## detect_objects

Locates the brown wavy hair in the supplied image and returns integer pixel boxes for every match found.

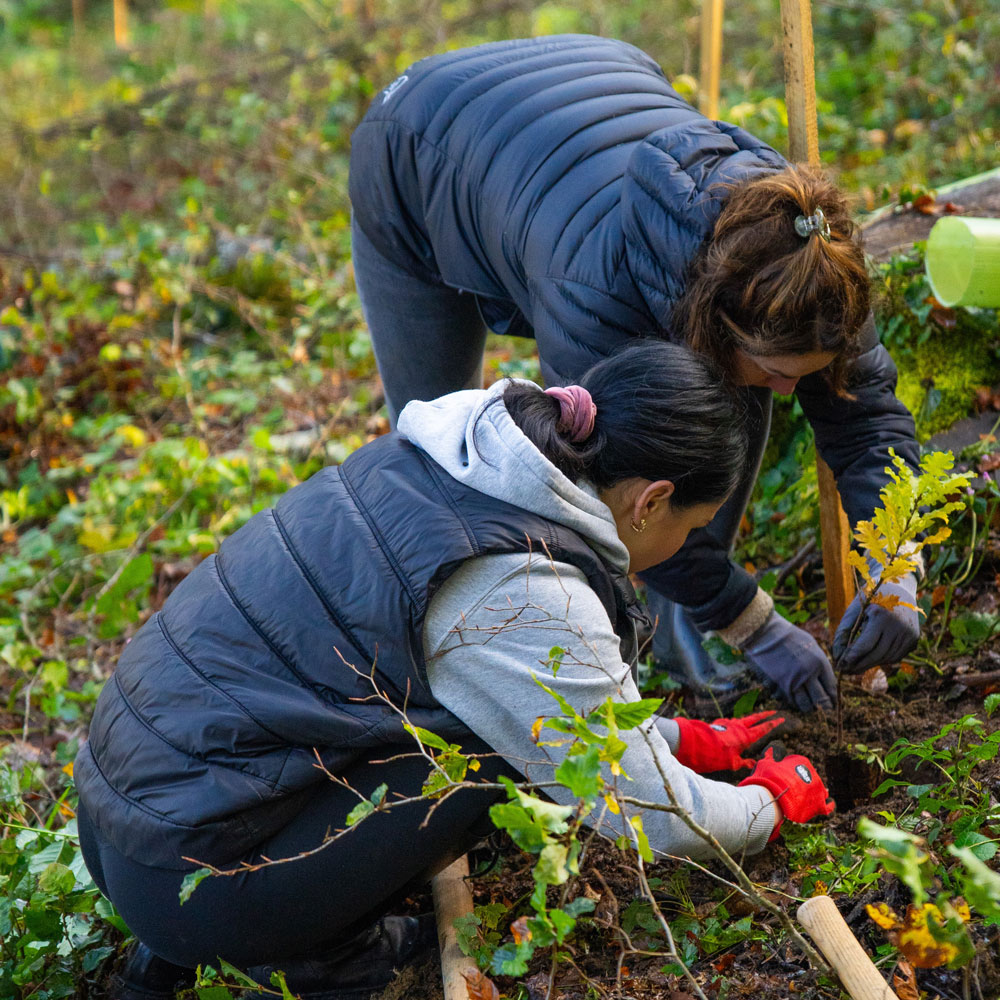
[671,165,870,394]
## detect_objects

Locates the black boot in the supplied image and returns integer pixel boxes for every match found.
[247,914,438,1000]
[106,942,196,1000]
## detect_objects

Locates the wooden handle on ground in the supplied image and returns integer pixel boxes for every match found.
[797,895,900,1000]
[432,854,477,1000]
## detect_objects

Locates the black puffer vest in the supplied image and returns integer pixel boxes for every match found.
[75,434,643,868]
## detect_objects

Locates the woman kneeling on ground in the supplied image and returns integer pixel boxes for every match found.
[75,341,833,1000]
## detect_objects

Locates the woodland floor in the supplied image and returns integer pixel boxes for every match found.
[376,533,1000,1000]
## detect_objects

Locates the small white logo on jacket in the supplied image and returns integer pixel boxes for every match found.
[382,75,409,103]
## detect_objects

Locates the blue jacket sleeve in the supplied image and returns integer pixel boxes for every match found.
[639,537,758,633]
[795,316,920,529]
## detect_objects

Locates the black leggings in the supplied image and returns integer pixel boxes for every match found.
[78,739,517,969]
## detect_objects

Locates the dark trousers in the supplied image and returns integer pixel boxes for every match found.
[351,221,773,682]
[78,738,516,969]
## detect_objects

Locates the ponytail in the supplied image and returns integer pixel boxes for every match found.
[488,340,749,509]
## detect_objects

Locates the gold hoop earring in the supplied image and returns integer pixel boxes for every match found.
[630,518,647,534]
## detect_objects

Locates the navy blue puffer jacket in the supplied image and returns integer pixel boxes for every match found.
[74,434,641,869]
[349,35,918,629]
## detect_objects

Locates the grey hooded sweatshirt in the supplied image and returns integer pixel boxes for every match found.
[398,384,778,860]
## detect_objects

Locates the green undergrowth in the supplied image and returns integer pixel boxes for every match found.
[0,0,999,996]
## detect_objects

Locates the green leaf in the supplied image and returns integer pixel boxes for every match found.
[403,725,450,752]
[218,960,261,989]
[549,906,577,942]
[509,784,573,831]
[37,862,76,896]
[82,946,115,973]
[606,698,663,730]
[950,845,1000,922]
[630,816,653,864]
[554,745,602,800]
[536,842,570,886]
[563,896,596,918]
[858,818,929,904]
[271,970,297,1000]
[346,799,375,826]
[489,802,546,854]
[195,987,234,1000]
[179,867,213,905]
[953,830,998,862]
[732,688,761,718]
[492,940,531,978]
[985,693,1000,718]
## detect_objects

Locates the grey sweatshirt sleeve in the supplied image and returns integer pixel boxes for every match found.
[423,552,778,860]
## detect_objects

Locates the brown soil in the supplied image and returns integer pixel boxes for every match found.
[377,541,1000,1000]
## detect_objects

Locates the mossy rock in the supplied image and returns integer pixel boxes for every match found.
[874,248,1000,441]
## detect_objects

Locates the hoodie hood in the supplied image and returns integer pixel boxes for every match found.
[398,383,629,572]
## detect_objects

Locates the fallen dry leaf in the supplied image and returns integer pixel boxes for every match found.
[893,960,919,1000]
[510,915,532,945]
[861,667,888,694]
[866,901,970,969]
[462,969,500,1000]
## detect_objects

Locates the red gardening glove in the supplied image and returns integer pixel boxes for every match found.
[674,711,785,774]
[739,745,835,840]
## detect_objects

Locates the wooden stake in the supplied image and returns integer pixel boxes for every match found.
[779,0,855,630]
[698,0,724,119]
[432,855,479,1000]
[113,0,129,48]
[798,896,900,1000]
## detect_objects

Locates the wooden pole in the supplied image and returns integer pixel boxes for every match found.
[779,0,855,630]
[113,0,129,48]
[798,896,900,1000]
[72,0,85,36]
[699,0,724,119]
[432,856,479,1000]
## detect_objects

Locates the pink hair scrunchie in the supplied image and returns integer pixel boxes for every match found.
[543,385,597,443]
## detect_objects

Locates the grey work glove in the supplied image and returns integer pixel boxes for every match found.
[743,610,837,713]
[831,573,920,674]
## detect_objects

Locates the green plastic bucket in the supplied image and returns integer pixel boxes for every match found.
[925,216,1000,308]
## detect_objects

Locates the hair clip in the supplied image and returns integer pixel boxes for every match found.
[794,206,832,242]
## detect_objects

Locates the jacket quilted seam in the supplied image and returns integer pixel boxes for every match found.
[268,505,373,663]
[336,460,423,608]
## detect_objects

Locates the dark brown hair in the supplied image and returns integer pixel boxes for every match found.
[671,165,870,393]
[492,341,749,509]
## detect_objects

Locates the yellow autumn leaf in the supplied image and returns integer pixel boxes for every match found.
[468,758,481,772]
[847,549,872,584]
[604,793,620,815]
[866,901,902,930]
[871,592,903,612]
[923,526,952,545]
[880,556,919,583]
[78,521,117,552]
[897,903,961,969]
[116,423,148,449]
[531,717,544,744]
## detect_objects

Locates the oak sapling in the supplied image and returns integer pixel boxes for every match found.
[835,449,972,744]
